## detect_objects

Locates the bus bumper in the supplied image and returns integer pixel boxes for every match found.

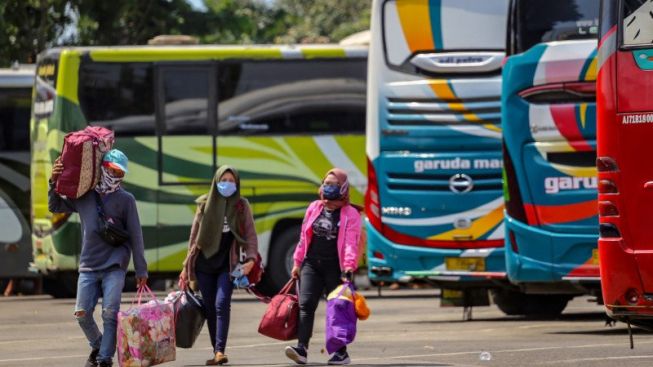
[600,237,653,322]
[366,222,507,288]
[505,215,600,287]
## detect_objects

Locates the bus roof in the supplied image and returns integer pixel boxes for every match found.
[0,65,35,88]
[38,44,368,63]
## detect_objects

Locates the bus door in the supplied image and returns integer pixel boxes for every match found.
[615,0,653,292]
[155,63,217,271]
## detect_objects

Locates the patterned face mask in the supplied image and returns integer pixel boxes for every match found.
[96,166,123,194]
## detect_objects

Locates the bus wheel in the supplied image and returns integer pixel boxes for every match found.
[43,272,78,298]
[267,226,300,292]
[492,289,526,316]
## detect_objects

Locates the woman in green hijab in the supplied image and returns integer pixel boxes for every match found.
[180,165,258,365]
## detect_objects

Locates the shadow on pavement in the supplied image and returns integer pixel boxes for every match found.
[548,326,652,336]
[401,312,610,324]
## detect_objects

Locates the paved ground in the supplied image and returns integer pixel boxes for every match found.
[0,289,652,367]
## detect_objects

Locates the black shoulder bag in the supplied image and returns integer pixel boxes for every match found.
[94,191,130,247]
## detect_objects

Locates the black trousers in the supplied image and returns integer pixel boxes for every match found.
[297,257,342,348]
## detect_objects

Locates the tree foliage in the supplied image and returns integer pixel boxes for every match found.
[275,0,371,44]
[0,0,74,64]
[74,0,200,46]
[0,0,371,67]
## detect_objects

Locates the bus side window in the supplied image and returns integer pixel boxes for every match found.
[159,67,211,135]
[79,62,155,136]
[0,88,31,151]
[282,108,365,135]
[622,0,653,47]
[217,60,366,136]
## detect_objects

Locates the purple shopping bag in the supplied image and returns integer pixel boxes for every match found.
[325,282,357,354]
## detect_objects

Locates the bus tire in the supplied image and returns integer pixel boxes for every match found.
[492,289,526,316]
[267,226,301,292]
[43,272,78,298]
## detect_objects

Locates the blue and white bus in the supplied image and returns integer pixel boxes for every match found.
[366,0,509,309]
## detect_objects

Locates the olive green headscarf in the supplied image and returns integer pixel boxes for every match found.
[196,165,247,258]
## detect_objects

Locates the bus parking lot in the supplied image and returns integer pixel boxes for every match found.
[1,289,651,367]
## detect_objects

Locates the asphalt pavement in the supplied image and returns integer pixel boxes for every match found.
[0,288,651,366]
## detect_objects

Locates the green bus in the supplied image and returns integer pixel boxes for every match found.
[30,45,367,296]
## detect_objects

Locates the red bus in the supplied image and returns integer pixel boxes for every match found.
[597,0,653,331]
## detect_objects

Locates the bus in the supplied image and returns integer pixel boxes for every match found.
[366,0,509,310]
[501,0,601,315]
[0,66,36,289]
[597,0,653,330]
[30,45,367,297]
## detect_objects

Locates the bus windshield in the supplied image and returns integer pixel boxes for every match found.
[383,0,507,67]
[514,0,599,54]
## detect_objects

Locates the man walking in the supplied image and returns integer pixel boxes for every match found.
[49,149,148,367]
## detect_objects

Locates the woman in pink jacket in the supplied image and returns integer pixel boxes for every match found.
[285,168,361,366]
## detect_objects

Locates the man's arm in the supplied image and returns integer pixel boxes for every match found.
[48,157,76,213]
[125,195,148,284]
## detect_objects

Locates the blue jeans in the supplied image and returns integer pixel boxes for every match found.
[74,267,125,364]
[196,271,233,353]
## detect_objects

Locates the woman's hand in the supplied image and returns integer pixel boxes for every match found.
[136,276,148,289]
[291,265,300,279]
[341,268,354,283]
[241,259,255,275]
[50,157,63,183]
[178,269,188,290]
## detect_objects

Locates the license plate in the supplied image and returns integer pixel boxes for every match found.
[445,257,485,272]
[442,289,464,300]
[591,249,599,265]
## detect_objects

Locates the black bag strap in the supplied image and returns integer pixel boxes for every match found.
[93,191,107,220]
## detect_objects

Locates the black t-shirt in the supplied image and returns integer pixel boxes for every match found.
[306,208,340,260]
[195,217,234,274]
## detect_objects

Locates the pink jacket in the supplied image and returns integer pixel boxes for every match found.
[293,200,362,271]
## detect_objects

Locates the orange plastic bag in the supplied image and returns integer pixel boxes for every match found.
[353,292,370,320]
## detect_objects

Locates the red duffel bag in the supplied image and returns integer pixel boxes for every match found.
[56,126,114,199]
[258,278,299,340]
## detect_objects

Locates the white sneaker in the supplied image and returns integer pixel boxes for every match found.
[285,345,307,365]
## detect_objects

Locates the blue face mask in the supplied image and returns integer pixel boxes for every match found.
[322,184,341,200]
[217,181,237,197]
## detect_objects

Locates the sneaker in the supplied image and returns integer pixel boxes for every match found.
[97,361,112,367]
[327,350,351,365]
[84,349,99,367]
[284,345,307,365]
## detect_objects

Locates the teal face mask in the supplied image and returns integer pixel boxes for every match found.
[217,181,237,197]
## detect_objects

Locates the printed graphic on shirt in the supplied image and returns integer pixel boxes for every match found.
[223,217,231,233]
[312,210,339,240]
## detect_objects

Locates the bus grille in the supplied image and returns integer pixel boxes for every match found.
[386,97,501,126]
[386,172,502,192]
